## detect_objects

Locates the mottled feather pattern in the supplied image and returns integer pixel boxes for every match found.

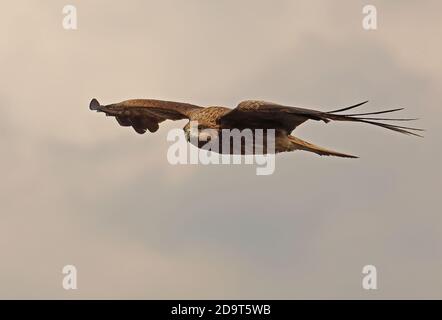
[90,98,422,157]
[192,107,231,126]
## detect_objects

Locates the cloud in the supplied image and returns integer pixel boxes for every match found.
[0,0,441,298]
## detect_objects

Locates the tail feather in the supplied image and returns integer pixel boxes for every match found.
[288,135,358,159]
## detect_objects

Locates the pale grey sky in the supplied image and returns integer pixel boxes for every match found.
[0,0,441,298]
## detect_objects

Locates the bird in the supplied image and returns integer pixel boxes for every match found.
[89,98,422,158]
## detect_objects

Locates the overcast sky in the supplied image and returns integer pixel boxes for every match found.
[0,0,441,298]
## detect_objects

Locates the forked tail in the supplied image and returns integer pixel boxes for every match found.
[288,135,358,158]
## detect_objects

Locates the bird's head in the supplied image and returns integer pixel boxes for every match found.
[183,122,218,146]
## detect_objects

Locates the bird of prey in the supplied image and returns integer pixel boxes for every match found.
[89,98,422,158]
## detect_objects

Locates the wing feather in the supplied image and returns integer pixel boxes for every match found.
[90,98,202,134]
[218,100,423,137]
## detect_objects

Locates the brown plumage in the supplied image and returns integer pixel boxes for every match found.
[89,98,423,158]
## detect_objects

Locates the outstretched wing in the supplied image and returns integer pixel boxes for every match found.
[218,100,423,137]
[89,98,202,134]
